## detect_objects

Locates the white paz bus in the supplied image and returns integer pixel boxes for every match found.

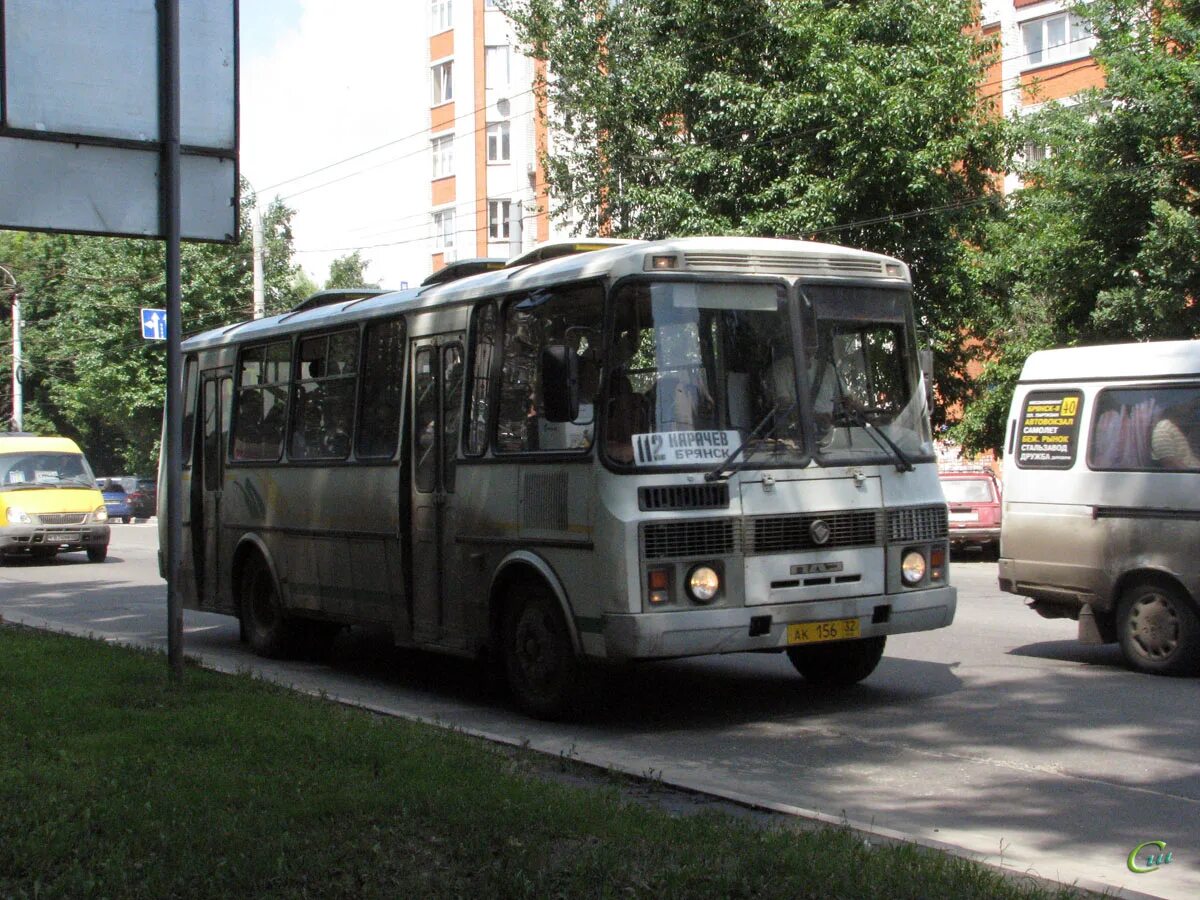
[164,237,956,717]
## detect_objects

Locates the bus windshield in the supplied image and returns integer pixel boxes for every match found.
[804,285,933,465]
[0,452,96,489]
[604,280,805,468]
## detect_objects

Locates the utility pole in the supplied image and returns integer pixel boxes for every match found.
[252,208,265,319]
[11,292,21,432]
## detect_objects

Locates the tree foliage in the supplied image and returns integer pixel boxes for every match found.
[956,0,1200,452]
[325,250,378,290]
[0,182,304,474]
[504,0,1008,418]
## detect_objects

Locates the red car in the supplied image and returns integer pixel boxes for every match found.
[938,468,1002,555]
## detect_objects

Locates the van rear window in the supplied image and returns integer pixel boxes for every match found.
[1089,385,1200,471]
[1016,390,1083,469]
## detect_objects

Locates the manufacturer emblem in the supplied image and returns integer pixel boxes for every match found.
[809,519,832,545]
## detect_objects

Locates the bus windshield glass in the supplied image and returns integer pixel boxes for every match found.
[804,285,933,465]
[0,452,96,489]
[604,280,805,468]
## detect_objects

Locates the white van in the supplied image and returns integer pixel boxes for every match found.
[998,340,1200,676]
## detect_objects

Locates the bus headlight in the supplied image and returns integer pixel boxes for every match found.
[93,506,109,523]
[901,550,926,585]
[687,565,720,603]
[6,507,31,525]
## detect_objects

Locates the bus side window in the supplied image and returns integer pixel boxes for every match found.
[233,340,291,461]
[465,303,497,456]
[290,329,358,460]
[496,284,603,453]
[356,317,406,459]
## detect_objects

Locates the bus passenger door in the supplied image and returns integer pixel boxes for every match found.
[410,335,465,645]
[196,369,232,609]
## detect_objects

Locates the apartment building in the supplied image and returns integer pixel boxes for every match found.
[979,0,1106,191]
[427,0,574,274]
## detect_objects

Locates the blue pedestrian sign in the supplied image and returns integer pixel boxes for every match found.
[141,308,167,341]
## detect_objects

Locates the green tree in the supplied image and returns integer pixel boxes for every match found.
[956,0,1200,452]
[504,0,1008,418]
[0,181,304,473]
[324,251,377,290]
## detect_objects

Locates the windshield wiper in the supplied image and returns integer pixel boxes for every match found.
[831,400,914,472]
[705,398,800,482]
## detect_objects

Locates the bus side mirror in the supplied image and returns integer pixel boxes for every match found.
[541,344,580,423]
[919,347,935,409]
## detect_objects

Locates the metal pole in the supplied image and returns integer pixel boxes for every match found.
[11,292,21,432]
[161,0,184,682]
[252,209,265,319]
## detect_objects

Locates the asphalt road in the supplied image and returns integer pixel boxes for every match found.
[1,525,1196,899]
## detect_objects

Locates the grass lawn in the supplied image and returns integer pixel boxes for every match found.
[0,626,1087,898]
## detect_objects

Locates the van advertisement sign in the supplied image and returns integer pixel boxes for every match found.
[1017,390,1084,468]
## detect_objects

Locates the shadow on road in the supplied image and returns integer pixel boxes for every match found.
[1009,639,1126,669]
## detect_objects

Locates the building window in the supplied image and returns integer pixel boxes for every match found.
[432,60,454,105]
[1023,141,1052,165]
[488,200,512,240]
[431,135,454,178]
[486,122,510,162]
[486,45,511,88]
[1022,13,1093,68]
[433,209,455,248]
[431,0,451,33]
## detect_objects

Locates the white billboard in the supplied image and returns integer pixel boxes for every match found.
[0,0,238,241]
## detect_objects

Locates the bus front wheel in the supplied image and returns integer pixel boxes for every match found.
[241,560,303,659]
[502,584,580,720]
[1118,580,1200,676]
[786,636,886,687]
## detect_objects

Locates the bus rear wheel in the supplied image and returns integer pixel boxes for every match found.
[1118,580,1200,676]
[786,636,886,687]
[241,560,303,659]
[502,584,580,720]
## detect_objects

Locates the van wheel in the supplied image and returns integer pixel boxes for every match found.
[786,636,886,686]
[502,583,580,720]
[87,545,108,563]
[241,560,303,658]
[1117,581,1200,676]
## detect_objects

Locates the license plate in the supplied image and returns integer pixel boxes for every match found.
[55,533,81,543]
[787,618,860,645]
[949,511,977,522]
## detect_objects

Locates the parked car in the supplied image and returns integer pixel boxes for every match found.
[939,467,1002,555]
[97,477,134,523]
[127,478,157,519]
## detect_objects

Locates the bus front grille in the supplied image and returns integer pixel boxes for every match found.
[887,505,949,543]
[641,519,740,560]
[639,483,730,511]
[746,510,880,555]
[37,513,88,526]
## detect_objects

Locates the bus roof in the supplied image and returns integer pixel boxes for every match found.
[1019,339,1200,383]
[182,236,908,352]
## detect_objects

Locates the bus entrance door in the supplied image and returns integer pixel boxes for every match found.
[409,335,465,646]
[196,368,232,609]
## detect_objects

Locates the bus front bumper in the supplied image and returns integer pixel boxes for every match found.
[0,524,110,554]
[596,586,956,661]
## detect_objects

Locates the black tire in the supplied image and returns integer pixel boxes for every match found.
[122,516,132,524]
[87,544,108,563]
[241,560,303,658]
[1117,580,1200,676]
[786,636,886,686]
[502,583,580,720]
